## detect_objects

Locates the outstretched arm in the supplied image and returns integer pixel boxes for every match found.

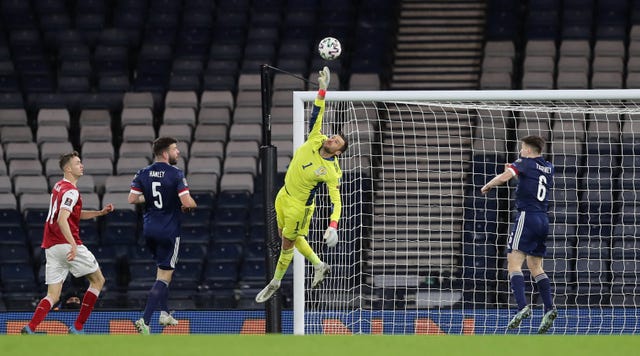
[323,179,342,247]
[80,203,114,219]
[481,164,516,194]
[308,66,330,139]
[327,183,342,223]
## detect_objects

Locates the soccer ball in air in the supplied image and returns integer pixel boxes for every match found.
[318,37,342,61]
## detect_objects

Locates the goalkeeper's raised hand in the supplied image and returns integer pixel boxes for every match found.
[318,66,330,91]
[323,220,338,247]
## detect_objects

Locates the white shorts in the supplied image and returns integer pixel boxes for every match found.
[45,244,100,285]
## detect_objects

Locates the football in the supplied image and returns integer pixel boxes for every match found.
[318,37,342,61]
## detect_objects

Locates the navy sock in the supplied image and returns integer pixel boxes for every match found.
[535,273,554,313]
[143,280,168,324]
[509,271,527,310]
[159,281,169,312]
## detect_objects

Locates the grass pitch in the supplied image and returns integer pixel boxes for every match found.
[3,334,639,356]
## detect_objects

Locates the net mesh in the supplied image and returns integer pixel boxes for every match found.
[299,94,640,334]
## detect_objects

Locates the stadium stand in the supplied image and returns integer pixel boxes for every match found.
[0,0,394,311]
[1,0,638,315]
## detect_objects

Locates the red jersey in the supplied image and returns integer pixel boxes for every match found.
[42,179,83,248]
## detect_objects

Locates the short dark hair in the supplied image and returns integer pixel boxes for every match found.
[153,137,178,157]
[59,151,80,170]
[337,132,349,154]
[521,135,545,154]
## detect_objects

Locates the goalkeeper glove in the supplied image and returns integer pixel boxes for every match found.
[318,66,330,90]
[323,220,338,247]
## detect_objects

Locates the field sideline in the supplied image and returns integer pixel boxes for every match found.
[3,335,639,356]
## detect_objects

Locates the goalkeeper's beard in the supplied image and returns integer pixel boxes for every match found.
[320,143,335,157]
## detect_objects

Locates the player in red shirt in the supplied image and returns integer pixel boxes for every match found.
[22,151,115,335]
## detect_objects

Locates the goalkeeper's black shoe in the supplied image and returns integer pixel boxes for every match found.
[507,305,532,329]
[537,307,557,334]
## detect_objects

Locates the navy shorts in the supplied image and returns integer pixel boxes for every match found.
[507,211,549,257]
[144,234,180,270]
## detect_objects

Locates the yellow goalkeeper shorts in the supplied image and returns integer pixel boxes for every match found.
[275,188,315,241]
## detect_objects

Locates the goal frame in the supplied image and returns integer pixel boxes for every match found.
[290,89,640,335]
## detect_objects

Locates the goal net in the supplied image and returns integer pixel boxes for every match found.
[291,89,640,335]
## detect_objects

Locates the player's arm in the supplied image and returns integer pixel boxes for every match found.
[178,174,197,212]
[128,171,146,204]
[323,178,342,247]
[481,163,517,195]
[307,66,330,139]
[80,203,114,219]
[128,191,145,204]
[57,209,78,261]
[327,182,342,224]
[180,193,197,212]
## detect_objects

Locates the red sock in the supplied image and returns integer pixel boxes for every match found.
[28,297,52,331]
[74,288,99,331]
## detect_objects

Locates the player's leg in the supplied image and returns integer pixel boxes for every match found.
[527,255,555,313]
[506,212,532,329]
[23,282,63,334]
[136,236,176,334]
[156,267,178,326]
[256,234,295,303]
[24,245,68,334]
[69,245,104,333]
[289,204,330,288]
[508,250,528,310]
[292,205,330,287]
[506,250,531,329]
[71,269,104,333]
[276,236,296,278]
[137,267,174,334]
[272,193,298,281]
[155,240,178,327]
[526,213,556,333]
[528,245,554,314]
[507,213,530,311]
[294,235,320,265]
[256,191,296,303]
[295,233,331,288]
[527,255,557,333]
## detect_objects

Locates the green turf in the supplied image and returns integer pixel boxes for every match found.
[3,334,639,356]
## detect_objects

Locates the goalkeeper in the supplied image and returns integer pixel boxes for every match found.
[256,66,348,303]
[481,135,556,334]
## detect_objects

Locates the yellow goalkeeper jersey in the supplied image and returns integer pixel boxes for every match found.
[282,97,342,222]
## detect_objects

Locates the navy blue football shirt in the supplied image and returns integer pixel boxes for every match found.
[507,156,554,212]
[130,162,189,238]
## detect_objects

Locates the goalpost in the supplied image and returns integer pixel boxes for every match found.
[291,89,640,335]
